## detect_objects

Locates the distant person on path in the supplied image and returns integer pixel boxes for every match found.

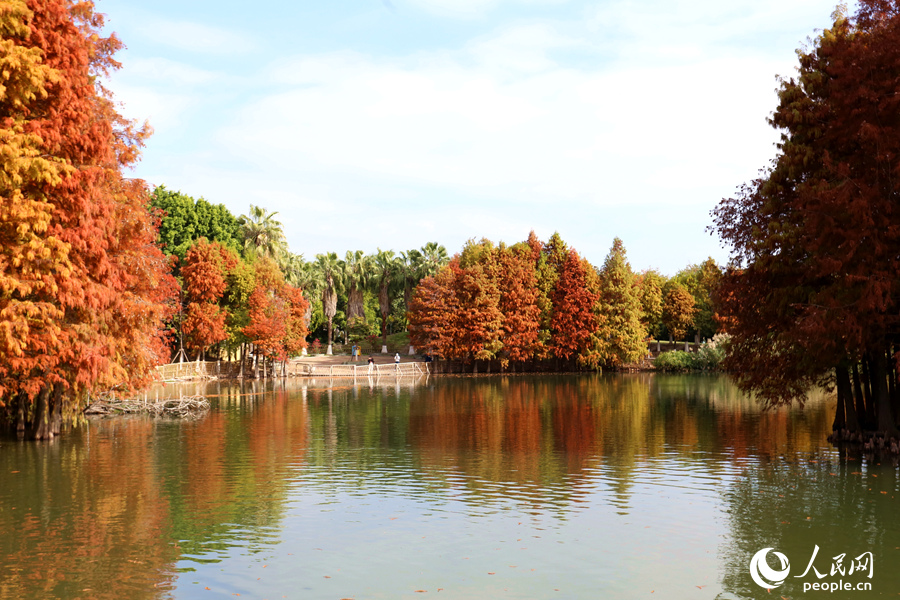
[367,356,375,374]
[351,345,358,361]
[394,352,401,371]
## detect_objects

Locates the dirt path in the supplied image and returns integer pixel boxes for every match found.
[294,353,414,367]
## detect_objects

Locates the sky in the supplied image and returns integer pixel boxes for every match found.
[100,0,848,275]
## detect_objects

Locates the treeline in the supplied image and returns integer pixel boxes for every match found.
[0,0,726,439]
[151,187,310,371]
[150,187,452,360]
[407,232,723,370]
[711,0,900,439]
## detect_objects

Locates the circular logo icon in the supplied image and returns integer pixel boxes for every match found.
[749,548,791,589]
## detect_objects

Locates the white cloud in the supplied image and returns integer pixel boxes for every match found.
[404,0,568,19]
[111,84,197,132]
[465,23,586,73]
[218,39,785,210]
[120,0,845,271]
[136,18,256,55]
[122,57,221,86]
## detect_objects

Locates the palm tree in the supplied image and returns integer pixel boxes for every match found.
[373,249,402,353]
[342,250,372,322]
[240,205,287,263]
[284,253,320,337]
[419,242,449,279]
[314,252,343,355]
[399,248,424,313]
[340,250,372,344]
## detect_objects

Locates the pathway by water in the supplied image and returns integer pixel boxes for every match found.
[0,374,896,599]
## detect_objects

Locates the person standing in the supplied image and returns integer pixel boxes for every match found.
[394,352,401,371]
[367,356,375,374]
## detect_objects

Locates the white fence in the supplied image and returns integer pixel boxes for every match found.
[156,360,429,381]
[298,362,428,378]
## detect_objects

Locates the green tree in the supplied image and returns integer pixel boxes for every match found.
[591,238,647,368]
[283,252,320,334]
[151,186,243,262]
[418,242,450,278]
[341,250,371,325]
[671,258,722,341]
[636,270,666,340]
[240,204,287,263]
[373,249,402,352]
[314,252,342,354]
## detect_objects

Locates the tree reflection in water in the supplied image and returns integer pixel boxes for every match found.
[2,374,892,599]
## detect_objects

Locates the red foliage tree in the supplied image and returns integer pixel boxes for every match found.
[453,246,503,362]
[712,1,900,435]
[283,285,310,358]
[181,239,237,357]
[498,245,541,364]
[549,249,599,361]
[242,258,308,364]
[407,266,458,358]
[0,0,175,438]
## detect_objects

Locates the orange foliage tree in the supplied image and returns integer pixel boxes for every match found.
[662,283,696,344]
[181,239,237,358]
[407,253,503,363]
[0,0,175,438]
[497,244,542,364]
[549,249,599,362]
[409,233,602,370]
[407,266,458,358]
[242,258,309,366]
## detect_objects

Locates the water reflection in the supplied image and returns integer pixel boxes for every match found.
[0,418,178,599]
[1,374,893,599]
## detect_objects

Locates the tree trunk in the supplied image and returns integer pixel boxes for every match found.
[50,385,63,436]
[891,347,900,426]
[16,393,26,435]
[31,387,53,440]
[323,283,337,349]
[852,363,868,429]
[863,355,876,427]
[870,350,899,437]
[348,285,365,321]
[836,365,858,431]
[327,316,334,353]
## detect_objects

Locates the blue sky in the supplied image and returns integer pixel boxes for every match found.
[101,0,847,275]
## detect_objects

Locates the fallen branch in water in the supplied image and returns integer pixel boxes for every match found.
[85,392,209,418]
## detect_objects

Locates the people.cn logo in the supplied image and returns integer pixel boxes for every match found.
[749,548,791,589]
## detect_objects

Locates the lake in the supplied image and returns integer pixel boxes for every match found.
[0,374,897,599]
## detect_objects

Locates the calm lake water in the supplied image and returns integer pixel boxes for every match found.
[1,374,897,599]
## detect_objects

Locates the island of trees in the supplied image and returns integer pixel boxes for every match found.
[5,0,900,446]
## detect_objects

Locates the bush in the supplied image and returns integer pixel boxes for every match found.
[654,334,729,372]
[654,350,698,371]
